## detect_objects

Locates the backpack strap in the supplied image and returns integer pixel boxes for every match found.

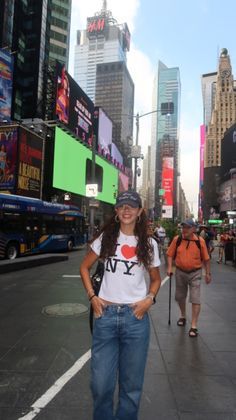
[174,235,182,260]
[173,235,203,261]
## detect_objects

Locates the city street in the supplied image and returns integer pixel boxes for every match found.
[0,250,236,420]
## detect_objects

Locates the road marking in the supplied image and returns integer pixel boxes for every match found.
[18,275,171,419]
[18,350,91,420]
[62,274,81,278]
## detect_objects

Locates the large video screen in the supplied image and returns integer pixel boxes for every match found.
[55,62,94,144]
[53,127,118,204]
[0,49,13,122]
[0,126,18,191]
[162,157,174,219]
[16,127,43,198]
[94,107,112,155]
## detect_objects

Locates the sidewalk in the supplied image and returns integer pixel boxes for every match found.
[140,253,236,419]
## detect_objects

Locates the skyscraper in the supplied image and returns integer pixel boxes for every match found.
[95,61,134,166]
[203,48,236,219]
[0,0,15,49]
[74,1,130,101]
[49,0,72,68]
[201,72,217,128]
[150,61,181,219]
[0,0,72,120]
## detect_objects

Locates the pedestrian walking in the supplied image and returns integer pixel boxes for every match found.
[80,191,162,420]
[166,219,211,338]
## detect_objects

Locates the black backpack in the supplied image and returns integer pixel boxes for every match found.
[173,235,202,260]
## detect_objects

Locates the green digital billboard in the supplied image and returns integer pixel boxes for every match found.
[53,127,118,204]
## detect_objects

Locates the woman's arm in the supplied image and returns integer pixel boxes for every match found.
[132,266,162,319]
[80,250,106,317]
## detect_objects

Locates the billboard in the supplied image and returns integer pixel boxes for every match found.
[53,127,118,205]
[118,172,129,193]
[162,157,174,219]
[0,49,13,122]
[55,63,94,145]
[199,124,206,221]
[0,126,18,191]
[111,143,123,166]
[16,127,43,198]
[94,107,112,155]
[221,123,236,179]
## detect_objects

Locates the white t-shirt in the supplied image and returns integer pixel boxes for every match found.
[90,230,160,304]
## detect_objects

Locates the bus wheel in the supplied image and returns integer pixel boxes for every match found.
[6,242,19,260]
[67,239,74,252]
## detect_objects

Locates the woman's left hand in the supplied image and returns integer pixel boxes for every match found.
[131,298,153,319]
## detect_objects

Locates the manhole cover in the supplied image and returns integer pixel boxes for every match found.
[42,303,88,317]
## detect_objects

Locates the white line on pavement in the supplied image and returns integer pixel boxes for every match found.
[17,350,91,420]
[62,274,81,278]
[18,275,171,420]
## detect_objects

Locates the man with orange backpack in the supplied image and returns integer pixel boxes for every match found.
[166,219,211,337]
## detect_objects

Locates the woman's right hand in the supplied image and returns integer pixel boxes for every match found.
[91,296,106,318]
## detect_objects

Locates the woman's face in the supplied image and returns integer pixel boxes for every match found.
[115,204,142,226]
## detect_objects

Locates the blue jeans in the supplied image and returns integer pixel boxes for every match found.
[91,304,150,420]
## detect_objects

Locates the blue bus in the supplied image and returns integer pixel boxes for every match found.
[0,193,85,259]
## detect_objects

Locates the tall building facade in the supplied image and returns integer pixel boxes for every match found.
[150,61,181,219]
[95,61,134,166]
[49,0,72,67]
[0,0,15,49]
[74,1,130,101]
[201,72,217,128]
[0,0,72,120]
[203,49,236,219]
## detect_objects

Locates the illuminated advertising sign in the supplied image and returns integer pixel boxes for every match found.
[122,23,131,52]
[118,172,129,193]
[53,127,118,205]
[16,128,43,198]
[94,107,112,155]
[0,49,13,122]
[87,17,105,35]
[55,63,94,144]
[162,157,174,219]
[200,125,205,187]
[0,126,18,190]
[111,143,123,166]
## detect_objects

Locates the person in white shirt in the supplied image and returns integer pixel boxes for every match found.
[80,191,162,420]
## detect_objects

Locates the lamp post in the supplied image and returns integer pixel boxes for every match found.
[130,102,174,192]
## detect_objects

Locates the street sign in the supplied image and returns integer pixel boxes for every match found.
[208,220,223,224]
[159,189,165,196]
[162,205,173,219]
[86,184,98,197]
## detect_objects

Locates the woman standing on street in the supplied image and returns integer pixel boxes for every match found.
[80,191,162,420]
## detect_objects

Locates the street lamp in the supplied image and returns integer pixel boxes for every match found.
[130,102,174,192]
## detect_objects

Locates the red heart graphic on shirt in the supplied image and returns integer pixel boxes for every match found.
[121,245,137,259]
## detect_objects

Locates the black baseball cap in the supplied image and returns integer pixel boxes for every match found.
[115,191,142,209]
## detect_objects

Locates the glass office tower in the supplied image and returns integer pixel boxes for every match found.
[150,61,181,219]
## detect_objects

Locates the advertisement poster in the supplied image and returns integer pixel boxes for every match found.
[16,128,43,198]
[55,62,94,145]
[0,127,18,190]
[162,157,174,219]
[0,49,13,122]
[94,107,112,155]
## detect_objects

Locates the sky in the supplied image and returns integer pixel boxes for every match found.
[68,0,236,217]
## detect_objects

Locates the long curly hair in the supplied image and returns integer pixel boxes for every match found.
[91,210,154,269]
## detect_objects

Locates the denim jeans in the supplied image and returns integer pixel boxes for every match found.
[91,304,150,420]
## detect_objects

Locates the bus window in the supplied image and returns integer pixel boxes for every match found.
[42,214,54,234]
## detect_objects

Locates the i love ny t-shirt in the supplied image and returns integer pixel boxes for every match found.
[91,230,160,304]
